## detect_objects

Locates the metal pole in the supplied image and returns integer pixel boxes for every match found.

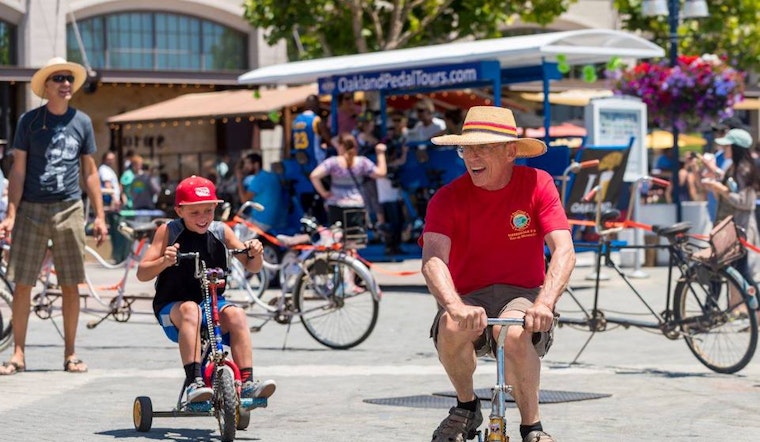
[668,0,682,222]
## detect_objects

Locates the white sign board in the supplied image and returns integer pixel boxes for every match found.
[584,96,648,182]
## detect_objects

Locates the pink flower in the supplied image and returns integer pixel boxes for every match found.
[612,54,745,131]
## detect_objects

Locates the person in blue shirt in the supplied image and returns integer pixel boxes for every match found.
[291,95,332,172]
[236,153,285,232]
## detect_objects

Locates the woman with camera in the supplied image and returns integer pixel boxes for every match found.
[378,112,410,255]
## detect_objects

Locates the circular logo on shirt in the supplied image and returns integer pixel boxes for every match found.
[511,210,530,230]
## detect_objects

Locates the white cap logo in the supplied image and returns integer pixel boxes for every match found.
[195,186,211,197]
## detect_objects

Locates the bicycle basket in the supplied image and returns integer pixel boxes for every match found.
[691,215,745,267]
[341,208,368,249]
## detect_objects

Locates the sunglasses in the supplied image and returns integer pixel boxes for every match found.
[456,144,503,159]
[49,74,76,83]
[416,108,429,113]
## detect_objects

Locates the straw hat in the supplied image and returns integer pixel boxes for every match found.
[431,106,547,158]
[30,57,87,98]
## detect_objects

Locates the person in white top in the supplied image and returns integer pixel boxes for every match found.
[407,98,446,145]
[98,151,128,263]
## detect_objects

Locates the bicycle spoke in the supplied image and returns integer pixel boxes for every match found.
[0,274,13,352]
[295,258,378,349]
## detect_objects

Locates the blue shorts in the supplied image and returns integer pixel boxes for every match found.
[157,297,233,345]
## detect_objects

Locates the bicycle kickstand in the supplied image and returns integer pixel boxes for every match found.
[569,330,596,365]
[86,310,113,329]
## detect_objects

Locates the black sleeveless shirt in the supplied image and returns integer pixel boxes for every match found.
[153,220,229,317]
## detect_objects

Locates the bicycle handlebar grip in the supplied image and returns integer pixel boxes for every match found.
[176,252,198,263]
[582,186,600,202]
[648,176,671,187]
[579,159,600,169]
[228,248,248,255]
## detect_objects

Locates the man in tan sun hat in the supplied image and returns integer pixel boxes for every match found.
[421,106,574,442]
[0,57,107,376]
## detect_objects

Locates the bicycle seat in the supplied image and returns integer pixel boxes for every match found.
[276,233,311,247]
[118,221,158,241]
[651,221,692,238]
[600,209,621,223]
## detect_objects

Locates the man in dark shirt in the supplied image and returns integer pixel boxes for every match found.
[0,57,108,375]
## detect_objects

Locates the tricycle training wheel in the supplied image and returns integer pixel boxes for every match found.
[133,396,153,432]
[236,406,251,430]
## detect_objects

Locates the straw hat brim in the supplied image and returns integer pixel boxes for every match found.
[431,133,547,158]
[30,60,87,98]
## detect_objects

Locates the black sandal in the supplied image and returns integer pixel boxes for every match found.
[0,360,26,375]
[63,358,88,373]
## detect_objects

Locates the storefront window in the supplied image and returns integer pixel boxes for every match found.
[66,12,246,71]
[0,20,16,65]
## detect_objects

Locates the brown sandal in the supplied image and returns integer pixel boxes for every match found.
[0,360,26,375]
[63,358,88,373]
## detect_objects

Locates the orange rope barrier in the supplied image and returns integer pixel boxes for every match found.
[740,237,760,254]
[571,216,760,256]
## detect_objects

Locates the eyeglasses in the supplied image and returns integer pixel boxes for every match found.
[456,144,504,159]
[49,74,75,83]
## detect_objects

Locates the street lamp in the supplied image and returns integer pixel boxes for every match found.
[642,0,708,222]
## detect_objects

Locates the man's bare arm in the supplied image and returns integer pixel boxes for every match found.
[421,231,486,331]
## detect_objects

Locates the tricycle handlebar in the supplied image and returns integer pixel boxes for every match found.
[487,318,525,327]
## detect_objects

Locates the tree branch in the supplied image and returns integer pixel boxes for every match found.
[348,0,368,53]
[364,3,385,48]
[396,0,456,48]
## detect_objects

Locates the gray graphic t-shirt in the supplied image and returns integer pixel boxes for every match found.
[13,106,96,202]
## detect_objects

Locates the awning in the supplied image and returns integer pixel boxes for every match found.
[239,29,664,86]
[735,98,760,110]
[107,84,318,124]
[520,122,587,138]
[521,89,614,106]
[646,130,706,149]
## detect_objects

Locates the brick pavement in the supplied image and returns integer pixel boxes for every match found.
[0,257,759,441]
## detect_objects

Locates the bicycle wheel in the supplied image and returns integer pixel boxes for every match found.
[84,245,126,269]
[213,366,237,442]
[224,259,268,306]
[0,272,14,352]
[294,255,379,349]
[673,265,758,374]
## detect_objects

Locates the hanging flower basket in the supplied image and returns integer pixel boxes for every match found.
[611,54,745,132]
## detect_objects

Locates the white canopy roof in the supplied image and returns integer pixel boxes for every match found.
[239,29,664,86]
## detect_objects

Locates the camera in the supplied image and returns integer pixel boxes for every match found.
[387,167,402,188]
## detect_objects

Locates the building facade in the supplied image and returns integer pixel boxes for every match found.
[0,0,286,178]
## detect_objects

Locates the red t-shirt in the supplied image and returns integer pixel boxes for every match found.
[421,166,569,295]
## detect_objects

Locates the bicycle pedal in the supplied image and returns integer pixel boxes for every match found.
[240,397,267,410]
[185,401,213,412]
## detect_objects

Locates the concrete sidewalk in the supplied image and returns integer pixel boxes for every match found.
[0,256,759,441]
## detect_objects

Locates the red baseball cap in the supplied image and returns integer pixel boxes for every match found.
[175,175,224,206]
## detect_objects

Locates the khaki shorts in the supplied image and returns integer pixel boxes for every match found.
[8,200,86,286]
[430,284,557,358]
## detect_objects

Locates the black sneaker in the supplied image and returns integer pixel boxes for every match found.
[431,400,483,442]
